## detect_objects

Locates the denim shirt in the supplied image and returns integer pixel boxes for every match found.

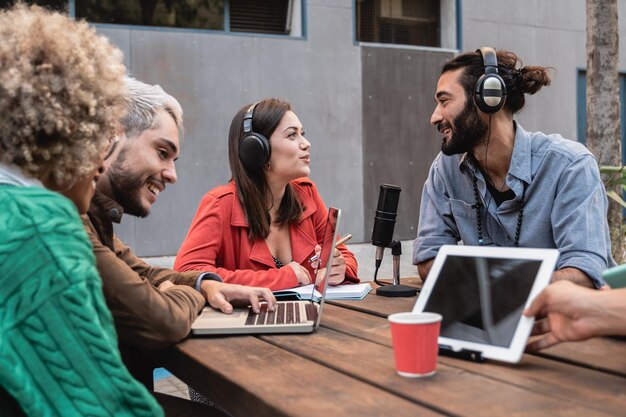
[414,122,615,287]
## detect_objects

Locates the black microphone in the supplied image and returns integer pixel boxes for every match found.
[371,184,401,267]
[371,184,416,298]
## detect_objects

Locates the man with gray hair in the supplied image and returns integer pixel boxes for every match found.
[84,77,275,401]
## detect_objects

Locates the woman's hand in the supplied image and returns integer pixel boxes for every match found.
[328,248,347,285]
[287,261,312,286]
[311,244,346,285]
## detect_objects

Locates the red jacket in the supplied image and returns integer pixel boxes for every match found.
[174,178,359,290]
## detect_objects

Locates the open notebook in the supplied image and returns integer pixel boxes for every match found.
[274,283,372,302]
[191,207,341,335]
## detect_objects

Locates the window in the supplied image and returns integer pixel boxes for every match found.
[76,0,224,30]
[0,0,66,12]
[74,0,299,35]
[356,0,440,47]
[230,0,291,34]
[2,0,302,36]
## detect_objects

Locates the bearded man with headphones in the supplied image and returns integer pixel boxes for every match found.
[414,48,615,289]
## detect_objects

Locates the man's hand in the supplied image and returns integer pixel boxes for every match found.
[417,259,434,282]
[524,281,602,351]
[200,280,276,314]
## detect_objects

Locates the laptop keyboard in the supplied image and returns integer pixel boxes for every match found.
[245,302,317,326]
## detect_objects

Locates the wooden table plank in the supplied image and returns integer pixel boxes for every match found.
[332,291,626,377]
[536,337,626,376]
[318,303,626,416]
[327,286,417,317]
[153,335,442,417]
[262,326,613,417]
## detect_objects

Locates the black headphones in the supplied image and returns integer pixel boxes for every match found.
[239,102,271,170]
[474,47,506,113]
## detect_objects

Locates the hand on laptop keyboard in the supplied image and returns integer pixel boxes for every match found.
[201,281,276,314]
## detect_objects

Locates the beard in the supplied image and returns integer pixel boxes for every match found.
[106,147,151,218]
[440,100,488,156]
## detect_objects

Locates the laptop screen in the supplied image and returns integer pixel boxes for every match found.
[423,254,542,348]
[310,207,340,310]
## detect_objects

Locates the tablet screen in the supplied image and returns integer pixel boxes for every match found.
[423,255,541,348]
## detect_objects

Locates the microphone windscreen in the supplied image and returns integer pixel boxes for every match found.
[371,184,401,247]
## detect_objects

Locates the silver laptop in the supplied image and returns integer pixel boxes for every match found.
[191,207,341,335]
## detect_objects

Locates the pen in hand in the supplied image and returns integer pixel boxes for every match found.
[309,233,352,264]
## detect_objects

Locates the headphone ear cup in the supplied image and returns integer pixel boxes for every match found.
[239,133,271,170]
[474,73,506,113]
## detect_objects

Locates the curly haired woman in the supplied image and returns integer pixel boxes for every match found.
[0,5,164,417]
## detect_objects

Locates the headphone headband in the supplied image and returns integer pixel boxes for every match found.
[242,102,258,134]
[478,47,499,75]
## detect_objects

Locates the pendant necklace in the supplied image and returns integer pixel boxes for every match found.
[472,175,525,247]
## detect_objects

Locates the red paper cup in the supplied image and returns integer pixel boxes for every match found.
[388,312,442,377]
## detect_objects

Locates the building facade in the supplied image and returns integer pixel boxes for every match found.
[4,0,625,256]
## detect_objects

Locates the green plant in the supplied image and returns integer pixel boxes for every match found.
[600,165,626,209]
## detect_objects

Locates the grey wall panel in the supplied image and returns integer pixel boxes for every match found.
[105,0,363,256]
[96,27,132,70]
[301,1,363,242]
[361,47,454,243]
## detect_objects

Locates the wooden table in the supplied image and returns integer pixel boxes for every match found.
[152,281,626,417]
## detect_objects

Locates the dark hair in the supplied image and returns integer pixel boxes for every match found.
[442,49,553,114]
[228,98,303,241]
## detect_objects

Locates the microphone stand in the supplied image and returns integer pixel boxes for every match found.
[375,240,418,297]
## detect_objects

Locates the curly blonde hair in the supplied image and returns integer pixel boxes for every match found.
[0,4,126,187]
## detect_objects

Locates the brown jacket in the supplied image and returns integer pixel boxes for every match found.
[83,191,205,349]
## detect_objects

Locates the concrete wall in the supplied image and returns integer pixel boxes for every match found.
[93,0,626,257]
[361,46,454,241]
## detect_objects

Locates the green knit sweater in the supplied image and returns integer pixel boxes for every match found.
[0,186,163,417]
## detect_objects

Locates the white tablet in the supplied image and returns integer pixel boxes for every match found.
[412,245,559,363]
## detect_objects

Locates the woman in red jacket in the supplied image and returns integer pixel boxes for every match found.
[175,98,358,291]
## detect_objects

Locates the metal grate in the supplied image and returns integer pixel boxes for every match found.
[230,0,290,34]
[356,0,440,47]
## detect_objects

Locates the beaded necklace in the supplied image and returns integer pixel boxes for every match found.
[472,175,525,247]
